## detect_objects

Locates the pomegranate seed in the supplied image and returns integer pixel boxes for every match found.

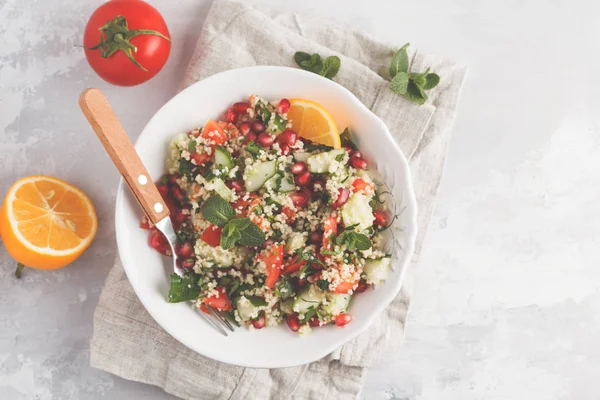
[225,108,236,123]
[252,314,266,329]
[239,122,251,136]
[276,98,290,114]
[334,313,352,327]
[307,271,321,283]
[294,277,307,289]
[280,143,291,155]
[182,258,195,269]
[232,102,250,114]
[351,156,368,170]
[245,132,257,143]
[178,242,194,258]
[295,171,311,186]
[373,210,389,227]
[351,150,363,159]
[290,191,309,208]
[277,129,297,146]
[251,121,265,133]
[167,174,180,185]
[331,188,350,208]
[355,280,368,293]
[257,133,275,147]
[287,314,301,332]
[310,231,323,244]
[171,186,185,202]
[308,315,320,327]
[291,162,307,175]
[343,146,353,156]
[175,210,188,223]
[227,180,244,192]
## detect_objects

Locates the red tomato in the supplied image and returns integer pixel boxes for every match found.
[83,0,171,86]
[282,254,307,275]
[200,225,223,247]
[139,216,152,230]
[190,152,211,166]
[322,213,338,250]
[258,244,283,288]
[148,229,171,256]
[232,194,260,216]
[202,120,228,145]
[332,271,360,294]
[334,313,352,327]
[203,287,232,311]
[281,206,297,223]
[351,178,374,194]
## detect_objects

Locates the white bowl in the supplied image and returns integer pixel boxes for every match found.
[115,66,417,368]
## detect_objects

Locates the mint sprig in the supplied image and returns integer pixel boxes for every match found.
[335,225,372,251]
[388,43,440,105]
[220,217,265,249]
[201,194,235,226]
[294,51,341,80]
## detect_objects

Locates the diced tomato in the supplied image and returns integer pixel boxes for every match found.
[282,254,307,275]
[257,244,284,288]
[232,193,260,216]
[351,178,374,194]
[251,215,270,232]
[217,121,239,138]
[281,206,297,223]
[148,229,171,256]
[200,225,223,247]
[203,286,232,311]
[199,304,210,314]
[190,152,211,166]
[201,119,228,145]
[332,271,360,294]
[322,213,338,250]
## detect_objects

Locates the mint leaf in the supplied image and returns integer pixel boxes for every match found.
[335,231,372,251]
[410,69,428,88]
[321,249,337,256]
[245,140,262,158]
[340,128,357,150]
[316,279,330,291]
[220,223,241,249]
[227,218,251,230]
[294,52,323,74]
[188,140,196,153]
[389,43,409,78]
[201,194,235,226]
[298,306,317,323]
[246,295,267,307]
[238,221,266,247]
[168,273,201,303]
[275,280,295,300]
[390,72,409,95]
[320,56,341,79]
[255,100,272,123]
[404,80,427,105]
[423,73,440,90]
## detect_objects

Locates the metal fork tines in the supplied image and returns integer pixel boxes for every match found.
[205,306,235,336]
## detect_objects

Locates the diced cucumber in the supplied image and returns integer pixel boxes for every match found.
[211,178,234,202]
[277,172,296,193]
[235,296,262,321]
[364,257,391,284]
[244,160,277,192]
[307,149,346,174]
[292,285,326,314]
[341,192,374,231]
[293,151,312,163]
[214,145,233,169]
[321,293,352,315]
[285,232,306,254]
[279,299,294,315]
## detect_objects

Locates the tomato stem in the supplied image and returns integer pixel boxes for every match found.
[86,15,170,71]
[15,263,25,279]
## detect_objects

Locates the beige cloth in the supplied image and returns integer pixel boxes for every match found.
[90,1,467,398]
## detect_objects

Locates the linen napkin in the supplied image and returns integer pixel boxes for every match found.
[90,1,467,398]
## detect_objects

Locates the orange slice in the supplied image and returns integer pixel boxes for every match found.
[0,176,97,271]
[286,99,341,148]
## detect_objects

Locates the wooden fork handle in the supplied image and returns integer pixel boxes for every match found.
[79,88,170,225]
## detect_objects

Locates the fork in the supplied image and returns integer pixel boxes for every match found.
[79,88,234,336]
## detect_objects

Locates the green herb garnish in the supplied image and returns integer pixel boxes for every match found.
[168,272,201,303]
[335,225,372,251]
[388,43,440,105]
[294,51,341,80]
[201,194,235,226]
[340,128,357,150]
[246,295,268,307]
[316,279,330,291]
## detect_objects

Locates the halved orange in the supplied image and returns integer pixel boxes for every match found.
[0,176,97,271]
[286,99,341,148]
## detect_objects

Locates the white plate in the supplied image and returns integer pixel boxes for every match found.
[115,66,418,368]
